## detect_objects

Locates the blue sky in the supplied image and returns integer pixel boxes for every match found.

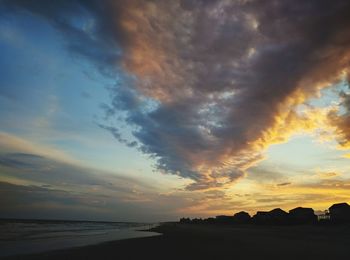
[1,0,350,221]
[0,10,151,174]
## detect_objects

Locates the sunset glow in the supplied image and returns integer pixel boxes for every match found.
[1,0,350,222]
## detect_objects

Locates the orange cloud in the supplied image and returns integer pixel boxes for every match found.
[342,153,350,159]
[106,1,350,190]
[317,172,341,179]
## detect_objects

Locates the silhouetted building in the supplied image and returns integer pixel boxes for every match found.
[268,208,289,224]
[192,218,203,224]
[252,211,270,224]
[252,209,289,225]
[289,207,317,224]
[180,217,191,224]
[179,202,350,226]
[233,211,251,224]
[317,210,330,222]
[215,215,234,224]
[329,203,350,223]
[204,217,216,224]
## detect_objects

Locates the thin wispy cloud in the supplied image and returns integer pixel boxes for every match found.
[0,133,196,221]
[1,0,350,193]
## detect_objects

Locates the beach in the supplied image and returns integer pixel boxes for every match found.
[0,219,159,258]
[3,223,350,260]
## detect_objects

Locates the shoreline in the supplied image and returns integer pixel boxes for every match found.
[0,224,161,259]
[3,223,350,260]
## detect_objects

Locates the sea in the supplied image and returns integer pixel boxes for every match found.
[0,219,160,257]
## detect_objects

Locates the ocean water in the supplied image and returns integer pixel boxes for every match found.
[0,219,160,257]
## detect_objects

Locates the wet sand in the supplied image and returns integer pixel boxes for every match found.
[3,223,350,260]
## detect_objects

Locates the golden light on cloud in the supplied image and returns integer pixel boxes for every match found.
[177,176,350,217]
[342,153,350,159]
[2,0,350,224]
[103,0,350,192]
[0,132,78,165]
[317,172,341,179]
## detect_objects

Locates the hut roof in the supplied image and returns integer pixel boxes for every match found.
[329,202,350,210]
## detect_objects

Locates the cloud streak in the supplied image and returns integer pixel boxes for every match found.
[3,0,350,190]
[0,136,198,221]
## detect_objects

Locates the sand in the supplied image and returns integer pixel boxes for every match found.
[3,223,350,260]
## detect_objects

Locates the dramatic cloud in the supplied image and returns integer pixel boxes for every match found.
[329,82,350,149]
[3,0,350,190]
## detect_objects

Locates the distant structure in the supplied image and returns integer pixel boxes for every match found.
[268,208,289,225]
[252,208,289,225]
[329,203,350,223]
[215,215,234,224]
[179,202,350,226]
[252,211,270,225]
[289,207,317,224]
[233,211,251,224]
[317,210,330,221]
[179,217,191,224]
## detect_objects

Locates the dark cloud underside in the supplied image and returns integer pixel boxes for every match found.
[2,0,350,189]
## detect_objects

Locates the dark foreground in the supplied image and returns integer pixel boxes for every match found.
[3,223,350,260]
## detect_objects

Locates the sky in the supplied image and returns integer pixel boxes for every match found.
[0,0,350,222]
